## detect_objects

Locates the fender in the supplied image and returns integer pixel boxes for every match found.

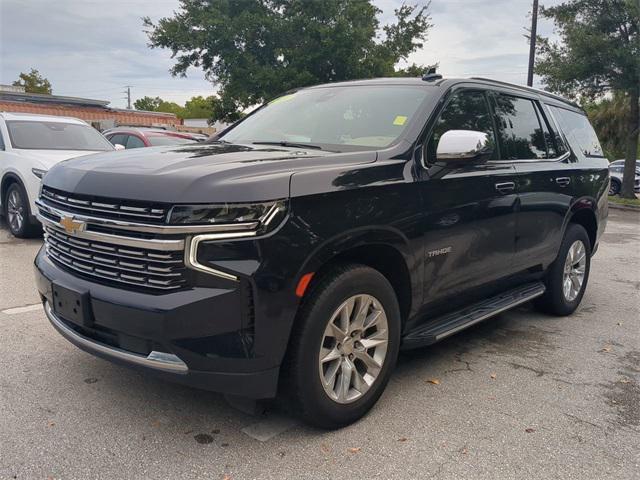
[560,195,599,253]
[0,170,27,208]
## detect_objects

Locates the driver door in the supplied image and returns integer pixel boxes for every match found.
[418,88,519,302]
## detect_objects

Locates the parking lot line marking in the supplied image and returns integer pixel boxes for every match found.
[241,415,298,442]
[1,303,42,315]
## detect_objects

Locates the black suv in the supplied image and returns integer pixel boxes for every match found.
[34,77,608,428]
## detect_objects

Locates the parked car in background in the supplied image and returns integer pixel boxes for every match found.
[0,112,114,237]
[103,127,199,149]
[35,77,608,428]
[608,159,640,195]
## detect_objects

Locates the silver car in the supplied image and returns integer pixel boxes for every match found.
[608,160,640,195]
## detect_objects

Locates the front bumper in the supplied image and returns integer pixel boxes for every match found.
[35,248,280,398]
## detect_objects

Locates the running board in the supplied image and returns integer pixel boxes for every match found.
[401,282,546,350]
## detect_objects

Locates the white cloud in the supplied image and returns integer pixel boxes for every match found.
[0,0,564,108]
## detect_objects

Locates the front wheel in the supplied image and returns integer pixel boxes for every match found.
[4,183,40,238]
[609,178,621,196]
[284,264,401,429]
[536,223,591,316]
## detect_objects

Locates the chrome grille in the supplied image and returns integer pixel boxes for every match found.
[44,225,187,290]
[41,187,168,223]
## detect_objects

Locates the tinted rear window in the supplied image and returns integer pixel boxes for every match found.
[550,106,604,158]
[7,121,112,151]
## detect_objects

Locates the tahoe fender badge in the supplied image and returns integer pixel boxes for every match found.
[427,246,452,258]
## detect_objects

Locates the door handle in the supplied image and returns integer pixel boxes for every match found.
[495,182,515,194]
[555,177,571,187]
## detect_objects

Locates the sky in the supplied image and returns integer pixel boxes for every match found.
[0,0,562,109]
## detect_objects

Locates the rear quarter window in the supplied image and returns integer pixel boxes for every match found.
[549,106,604,158]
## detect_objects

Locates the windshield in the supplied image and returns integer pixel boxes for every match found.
[147,135,197,146]
[221,85,431,151]
[6,120,113,151]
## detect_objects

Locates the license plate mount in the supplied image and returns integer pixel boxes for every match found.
[52,283,93,327]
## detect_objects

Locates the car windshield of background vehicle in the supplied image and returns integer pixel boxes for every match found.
[147,135,197,146]
[550,106,605,158]
[220,86,432,151]
[6,121,113,151]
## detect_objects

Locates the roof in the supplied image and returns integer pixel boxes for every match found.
[304,76,579,109]
[0,111,89,124]
[103,126,194,137]
[0,90,109,108]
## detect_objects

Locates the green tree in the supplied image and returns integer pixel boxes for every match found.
[584,93,634,160]
[535,0,639,198]
[144,0,432,122]
[12,68,52,94]
[183,95,217,119]
[156,100,185,117]
[134,96,163,111]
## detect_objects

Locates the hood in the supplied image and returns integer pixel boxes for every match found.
[43,143,375,204]
[13,149,107,170]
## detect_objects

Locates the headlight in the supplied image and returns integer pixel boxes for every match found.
[168,200,287,230]
[32,168,47,179]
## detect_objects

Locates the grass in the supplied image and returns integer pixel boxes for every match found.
[609,195,640,207]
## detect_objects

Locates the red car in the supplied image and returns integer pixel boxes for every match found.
[103,127,199,149]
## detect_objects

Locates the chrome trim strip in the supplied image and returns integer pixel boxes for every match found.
[185,231,258,281]
[44,301,188,374]
[434,287,545,341]
[37,199,260,234]
[487,151,570,165]
[38,214,185,251]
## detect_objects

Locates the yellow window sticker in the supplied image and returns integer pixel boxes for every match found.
[270,94,295,105]
[393,115,407,126]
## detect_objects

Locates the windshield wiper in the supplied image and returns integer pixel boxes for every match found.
[252,141,323,150]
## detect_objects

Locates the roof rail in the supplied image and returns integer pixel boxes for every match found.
[469,77,580,108]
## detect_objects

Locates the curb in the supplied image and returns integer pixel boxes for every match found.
[609,202,640,212]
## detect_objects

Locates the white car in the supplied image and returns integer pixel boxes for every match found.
[0,112,114,237]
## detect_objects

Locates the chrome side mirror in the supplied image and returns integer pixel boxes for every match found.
[436,130,493,164]
[114,143,125,151]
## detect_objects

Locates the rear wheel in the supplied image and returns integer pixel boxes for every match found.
[536,224,591,316]
[4,183,40,238]
[284,264,400,429]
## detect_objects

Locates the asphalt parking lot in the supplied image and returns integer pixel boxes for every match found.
[1,209,639,480]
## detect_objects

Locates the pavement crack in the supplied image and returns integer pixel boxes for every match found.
[507,362,546,377]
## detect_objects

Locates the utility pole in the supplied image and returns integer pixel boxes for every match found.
[527,0,539,87]
[123,86,132,109]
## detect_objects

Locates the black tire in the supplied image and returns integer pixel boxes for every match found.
[535,223,591,316]
[609,178,621,196]
[4,182,41,238]
[283,264,401,429]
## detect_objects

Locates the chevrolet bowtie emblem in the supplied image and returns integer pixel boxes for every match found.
[59,216,86,235]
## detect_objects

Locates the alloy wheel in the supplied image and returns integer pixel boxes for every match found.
[7,189,24,234]
[318,294,389,404]
[563,240,587,302]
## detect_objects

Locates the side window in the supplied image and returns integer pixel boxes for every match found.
[108,134,127,147]
[126,135,145,149]
[0,128,5,150]
[549,106,604,158]
[493,94,547,160]
[540,104,568,157]
[426,89,497,163]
